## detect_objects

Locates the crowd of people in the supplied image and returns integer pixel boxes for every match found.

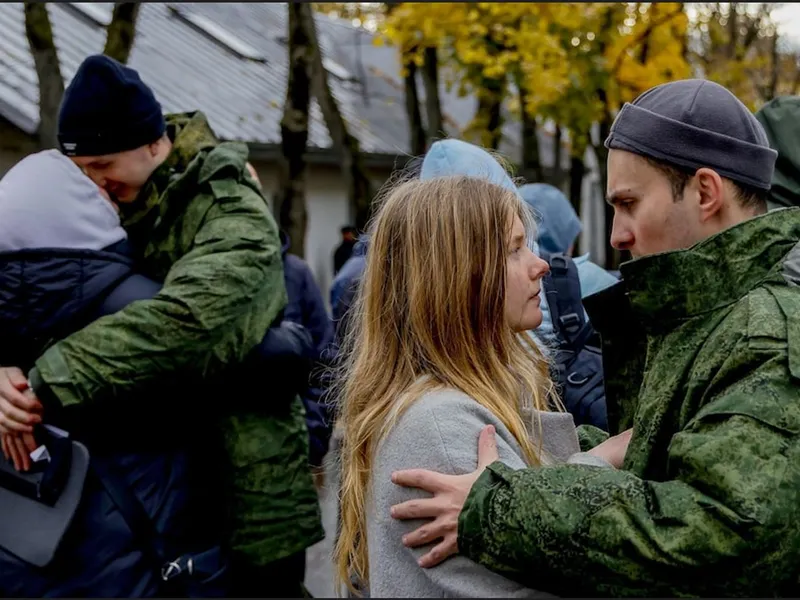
[0,51,800,599]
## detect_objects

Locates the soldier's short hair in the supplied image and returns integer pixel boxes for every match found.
[644,156,767,212]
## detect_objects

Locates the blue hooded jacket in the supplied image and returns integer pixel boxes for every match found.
[280,231,335,466]
[519,183,618,343]
[330,239,367,324]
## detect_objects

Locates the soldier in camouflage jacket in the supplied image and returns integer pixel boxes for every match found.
[0,56,322,596]
[389,80,800,597]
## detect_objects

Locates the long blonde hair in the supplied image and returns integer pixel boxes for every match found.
[333,175,552,595]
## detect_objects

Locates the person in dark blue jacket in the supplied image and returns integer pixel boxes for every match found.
[0,150,314,597]
[247,162,336,468]
[280,231,335,469]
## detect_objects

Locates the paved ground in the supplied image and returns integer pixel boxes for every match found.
[304,466,339,598]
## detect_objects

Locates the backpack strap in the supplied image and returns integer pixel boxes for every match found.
[546,254,595,352]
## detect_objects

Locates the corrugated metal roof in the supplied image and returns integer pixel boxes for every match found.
[0,2,562,164]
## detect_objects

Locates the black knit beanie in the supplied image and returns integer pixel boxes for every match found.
[57,54,165,157]
[605,79,777,190]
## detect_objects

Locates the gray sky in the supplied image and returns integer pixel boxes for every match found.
[773,4,800,45]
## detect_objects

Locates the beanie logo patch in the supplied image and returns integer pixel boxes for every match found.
[62,142,77,155]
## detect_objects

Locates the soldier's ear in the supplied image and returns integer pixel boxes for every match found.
[148,134,169,158]
[694,168,724,224]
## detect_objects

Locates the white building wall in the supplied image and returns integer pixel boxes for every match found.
[253,161,365,309]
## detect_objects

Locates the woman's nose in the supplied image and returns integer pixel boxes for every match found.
[532,253,550,278]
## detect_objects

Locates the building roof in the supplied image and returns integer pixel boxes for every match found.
[0,2,563,168]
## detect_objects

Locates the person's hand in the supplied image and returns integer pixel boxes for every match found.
[0,367,43,434]
[587,428,633,468]
[390,424,500,568]
[1,432,39,472]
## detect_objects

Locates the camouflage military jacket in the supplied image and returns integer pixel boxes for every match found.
[31,111,323,566]
[459,208,800,597]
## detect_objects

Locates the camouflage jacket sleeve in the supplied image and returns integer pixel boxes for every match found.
[30,184,287,408]
[576,424,609,451]
[458,355,800,597]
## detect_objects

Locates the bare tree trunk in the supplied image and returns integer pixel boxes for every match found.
[594,6,622,269]
[103,3,140,64]
[474,79,504,150]
[421,46,443,144]
[727,3,738,59]
[298,3,372,230]
[592,113,619,269]
[569,155,585,256]
[677,3,689,62]
[792,60,800,95]
[520,114,542,183]
[277,2,313,257]
[403,53,426,156]
[767,32,779,101]
[518,82,542,183]
[388,2,424,156]
[24,2,64,150]
[551,125,564,187]
[485,83,503,151]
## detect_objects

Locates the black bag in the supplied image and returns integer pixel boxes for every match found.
[0,426,89,568]
[541,253,609,431]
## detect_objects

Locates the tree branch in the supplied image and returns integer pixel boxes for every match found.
[24,2,64,149]
[610,6,685,77]
[103,3,140,64]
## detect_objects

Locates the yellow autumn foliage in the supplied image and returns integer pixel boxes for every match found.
[378,2,696,150]
[313,3,796,158]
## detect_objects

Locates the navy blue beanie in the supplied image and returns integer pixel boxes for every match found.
[58,55,165,157]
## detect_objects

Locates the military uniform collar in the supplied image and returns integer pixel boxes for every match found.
[619,208,800,328]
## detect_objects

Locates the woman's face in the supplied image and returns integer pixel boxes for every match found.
[505,215,550,332]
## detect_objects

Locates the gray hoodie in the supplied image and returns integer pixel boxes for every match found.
[0,149,126,252]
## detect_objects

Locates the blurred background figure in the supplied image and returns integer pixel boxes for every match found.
[520,183,618,299]
[333,226,358,276]
[280,229,336,473]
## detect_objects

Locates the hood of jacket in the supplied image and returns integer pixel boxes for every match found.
[0,149,127,253]
[519,183,582,255]
[755,97,800,209]
[420,139,542,257]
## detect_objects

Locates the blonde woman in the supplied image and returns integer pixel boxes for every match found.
[333,174,612,598]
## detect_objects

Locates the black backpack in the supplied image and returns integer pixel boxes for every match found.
[541,253,609,431]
